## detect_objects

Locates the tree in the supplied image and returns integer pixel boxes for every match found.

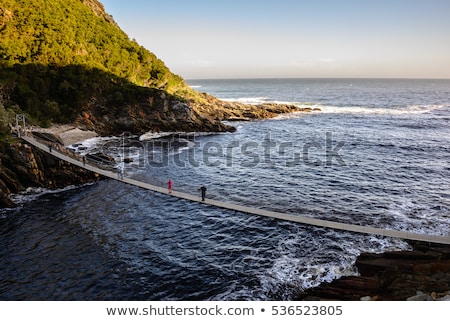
[0,104,7,135]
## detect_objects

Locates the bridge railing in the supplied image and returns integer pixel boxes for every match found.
[11,114,117,169]
[12,117,450,244]
[11,115,202,193]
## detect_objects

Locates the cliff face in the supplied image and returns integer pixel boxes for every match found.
[74,88,316,136]
[0,142,100,208]
[72,85,236,135]
[80,0,113,21]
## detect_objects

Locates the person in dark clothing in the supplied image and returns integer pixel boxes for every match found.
[199,186,207,201]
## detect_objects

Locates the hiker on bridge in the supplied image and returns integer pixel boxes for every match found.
[199,185,207,201]
[167,179,173,194]
[117,165,124,179]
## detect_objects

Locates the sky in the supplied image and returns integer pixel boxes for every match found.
[101,0,450,79]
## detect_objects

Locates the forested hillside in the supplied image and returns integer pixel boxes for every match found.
[0,0,305,208]
[1,0,186,89]
[0,0,196,136]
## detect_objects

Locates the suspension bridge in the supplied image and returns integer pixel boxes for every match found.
[12,115,450,245]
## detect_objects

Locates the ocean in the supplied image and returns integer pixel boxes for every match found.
[1,78,449,300]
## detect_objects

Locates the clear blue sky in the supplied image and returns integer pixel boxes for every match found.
[101,0,450,79]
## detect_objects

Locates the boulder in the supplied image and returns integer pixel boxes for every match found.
[297,242,450,301]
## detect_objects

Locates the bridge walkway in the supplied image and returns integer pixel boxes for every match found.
[19,134,450,245]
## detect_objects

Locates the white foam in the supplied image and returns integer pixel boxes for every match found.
[387,199,450,237]
[319,104,447,115]
[254,229,412,300]
[219,97,447,115]
[139,132,177,141]
[9,184,93,206]
[139,131,223,141]
[68,136,119,155]
[219,101,446,115]
[222,97,271,104]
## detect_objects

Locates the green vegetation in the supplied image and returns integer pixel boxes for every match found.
[0,0,200,137]
[0,0,187,91]
[0,101,14,139]
[0,63,171,125]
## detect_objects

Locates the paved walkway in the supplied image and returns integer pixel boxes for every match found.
[21,135,450,245]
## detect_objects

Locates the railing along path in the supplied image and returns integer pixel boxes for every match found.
[17,127,450,245]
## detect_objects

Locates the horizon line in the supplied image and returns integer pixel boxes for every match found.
[185,76,450,81]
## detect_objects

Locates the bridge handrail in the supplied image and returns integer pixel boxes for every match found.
[14,116,450,245]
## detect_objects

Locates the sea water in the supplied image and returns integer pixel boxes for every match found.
[1,79,449,300]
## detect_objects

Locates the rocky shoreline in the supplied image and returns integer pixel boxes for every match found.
[72,91,319,137]
[0,100,315,208]
[0,140,100,208]
[297,241,450,301]
[192,92,320,122]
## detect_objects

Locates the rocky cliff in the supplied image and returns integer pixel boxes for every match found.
[0,141,100,208]
[74,88,317,136]
[73,89,235,136]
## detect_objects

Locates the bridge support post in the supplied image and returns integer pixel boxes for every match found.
[15,114,26,137]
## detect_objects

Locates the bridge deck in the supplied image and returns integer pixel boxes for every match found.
[21,135,450,245]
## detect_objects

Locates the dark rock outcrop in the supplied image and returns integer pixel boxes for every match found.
[72,90,316,137]
[297,242,450,301]
[192,93,320,122]
[0,141,100,208]
[74,92,236,136]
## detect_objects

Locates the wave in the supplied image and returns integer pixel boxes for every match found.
[212,228,410,300]
[221,97,272,104]
[386,198,450,237]
[221,95,448,115]
[67,136,122,154]
[139,131,180,141]
[139,131,229,141]
[278,103,447,116]
[221,95,448,114]
[319,104,448,115]
[221,97,315,106]
[257,101,437,121]
[259,233,411,299]
[9,184,94,206]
